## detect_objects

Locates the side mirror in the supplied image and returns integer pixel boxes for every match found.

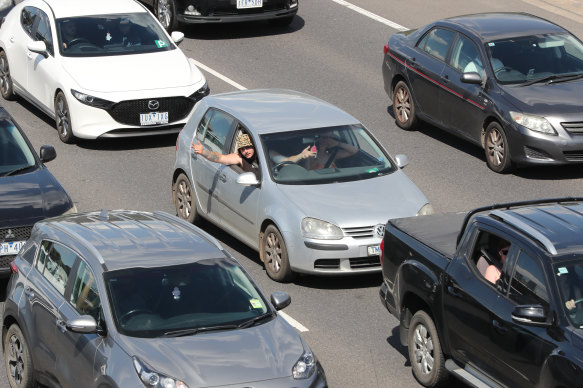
[461,72,483,85]
[66,315,98,334]
[394,154,409,169]
[271,291,291,311]
[171,31,184,45]
[236,172,259,186]
[511,305,552,327]
[39,145,56,163]
[27,40,48,58]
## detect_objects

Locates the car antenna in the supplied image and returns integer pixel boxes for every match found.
[98,209,109,221]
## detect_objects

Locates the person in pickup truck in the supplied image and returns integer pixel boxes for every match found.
[484,243,509,284]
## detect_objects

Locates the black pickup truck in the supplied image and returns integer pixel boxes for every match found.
[379,198,583,388]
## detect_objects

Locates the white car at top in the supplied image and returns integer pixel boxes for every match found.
[0,0,208,143]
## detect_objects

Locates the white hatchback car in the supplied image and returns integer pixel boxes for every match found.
[0,0,208,143]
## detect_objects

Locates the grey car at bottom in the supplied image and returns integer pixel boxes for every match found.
[172,89,433,282]
[2,209,326,388]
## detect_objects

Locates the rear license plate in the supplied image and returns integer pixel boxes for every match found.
[139,112,168,126]
[0,241,25,256]
[367,245,380,256]
[237,0,262,9]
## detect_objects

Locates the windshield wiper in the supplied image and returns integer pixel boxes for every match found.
[161,324,238,337]
[237,312,274,329]
[522,73,583,86]
[3,165,35,177]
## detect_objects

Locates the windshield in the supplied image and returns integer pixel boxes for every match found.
[0,119,36,176]
[554,259,583,328]
[57,13,174,57]
[105,258,270,338]
[262,124,396,185]
[487,33,583,84]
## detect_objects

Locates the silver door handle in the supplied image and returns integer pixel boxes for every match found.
[56,319,66,333]
[24,287,34,299]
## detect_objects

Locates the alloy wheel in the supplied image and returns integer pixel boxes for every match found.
[394,86,411,124]
[176,179,192,219]
[264,231,282,274]
[486,128,504,167]
[0,56,9,96]
[157,0,171,29]
[412,323,435,376]
[56,96,70,139]
[7,334,26,385]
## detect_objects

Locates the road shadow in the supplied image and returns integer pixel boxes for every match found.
[387,326,410,365]
[183,16,305,41]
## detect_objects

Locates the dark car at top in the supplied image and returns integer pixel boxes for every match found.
[383,13,583,173]
[0,105,75,278]
[142,0,298,31]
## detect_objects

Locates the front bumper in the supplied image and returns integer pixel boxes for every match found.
[177,3,297,24]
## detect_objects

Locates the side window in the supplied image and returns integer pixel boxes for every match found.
[20,242,37,265]
[70,260,101,320]
[508,251,549,308]
[194,109,213,142]
[34,10,54,56]
[21,7,37,37]
[42,242,77,296]
[36,240,51,273]
[420,28,455,61]
[470,230,510,287]
[229,124,250,154]
[450,35,482,74]
[203,110,235,154]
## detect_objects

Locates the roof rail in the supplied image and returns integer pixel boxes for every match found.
[455,197,583,246]
[489,210,557,254]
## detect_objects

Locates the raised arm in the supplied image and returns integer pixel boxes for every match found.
[191,141,242,166]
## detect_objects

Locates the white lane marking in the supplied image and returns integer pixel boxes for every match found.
[189,58,247,90]
[279,311,309,332]
[329,0,408,31]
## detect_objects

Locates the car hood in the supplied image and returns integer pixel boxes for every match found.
[501,79,583,115]
[116,317,303,387]
[276,170,429,226]
[0,167,72,228]
[61,50,203,93]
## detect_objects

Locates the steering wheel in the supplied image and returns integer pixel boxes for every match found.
[119,309,152,324]
[273,160,295,172]
[323,147,340,169]
[494,66,513,75]
[66,38,91,47]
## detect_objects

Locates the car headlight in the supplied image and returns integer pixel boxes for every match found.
[509,111,556,135]
[292,351,316,379]
[188,81,210,102]
[417,203,434,216]
[133,357,189,388]
[301,218,343,240]
[71,89,114,109]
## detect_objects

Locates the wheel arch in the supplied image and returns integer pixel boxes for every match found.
[258,218,280,263]
[171,168,188,205]
[480,116,503,149]
[391,74,408,99]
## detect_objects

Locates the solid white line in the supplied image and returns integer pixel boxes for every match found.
[328,0,408,31]
[189,58,248,90]
[279,311,309,332]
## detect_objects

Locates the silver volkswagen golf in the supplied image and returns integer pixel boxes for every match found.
[172,89,433,282]
[2,210,326,388]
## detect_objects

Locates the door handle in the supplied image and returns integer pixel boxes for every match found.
[492,319,508,335]
[56,319,67,333]
[218,174,227,183]
[24,287,34,299]
[27,53,33,59]
[441,75,449,84]
[447,285,462,298]
[9,36,14,43]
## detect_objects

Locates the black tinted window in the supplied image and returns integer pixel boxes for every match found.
[508,251,549,308]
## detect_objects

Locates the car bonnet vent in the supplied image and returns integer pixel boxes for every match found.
[490,210,557,254]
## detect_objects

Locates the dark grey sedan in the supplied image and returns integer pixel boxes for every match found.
[383,13,583,173]
[2,210,326,388]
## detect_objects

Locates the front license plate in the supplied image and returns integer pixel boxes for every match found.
[0,241,25,256]
[139,112,168,126]
[237,0,262,9]
[367,245,380,256]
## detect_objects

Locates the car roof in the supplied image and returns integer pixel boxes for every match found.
[36,210,226,271]
[437,13,566,42]
[203,89,361,134]
[40,0,147,18]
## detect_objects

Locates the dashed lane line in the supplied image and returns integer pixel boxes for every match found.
[328,0,408,31]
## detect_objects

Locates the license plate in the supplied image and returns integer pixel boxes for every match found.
[237,0,262,9]
[139,112,168,126]
[367,245,380,256]
[0,241,25,256]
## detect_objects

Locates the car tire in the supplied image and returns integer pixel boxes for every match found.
[262,224,294,283]
[408,311,447,387]
[156,0,178,31]
[393,80,418,130]
[484,122,513,173]
[54,91,75,144]
[174,173,199,224]
[0,51,15,100]
[4,324,35,388]
[268,16,294,27]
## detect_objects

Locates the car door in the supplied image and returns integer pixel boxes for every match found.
[5,6,36,93]
[190,108,236,224]
[439,33,489,143]
[54,258,107,388]
[408,27,455,124]
[215,124,262,247]
[23,240,77,385]
[25,6,58,113]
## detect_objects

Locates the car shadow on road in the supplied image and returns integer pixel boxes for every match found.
[183,16,305,40]
[387,326,410,366]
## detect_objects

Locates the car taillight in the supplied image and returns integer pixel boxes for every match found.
[9,261,18,274]
[380,238,385,265]
[383,44,389,55]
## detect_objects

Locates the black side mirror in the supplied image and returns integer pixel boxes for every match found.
[39,145,56,163]
[511,304,552,327]
[461,72,483,85]
[270,291,291,311]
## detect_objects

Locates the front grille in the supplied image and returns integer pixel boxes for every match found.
[561,122,583,134]
[107,97,194,126]
[563,150,583,161]
[350,257,381,269]
[524,146,553,160]
[342,226,375,239]
[314,259,340,269]
[0,226,33,242]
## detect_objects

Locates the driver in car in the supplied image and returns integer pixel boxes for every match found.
[61,19,78,49]
[303,132,358,170]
